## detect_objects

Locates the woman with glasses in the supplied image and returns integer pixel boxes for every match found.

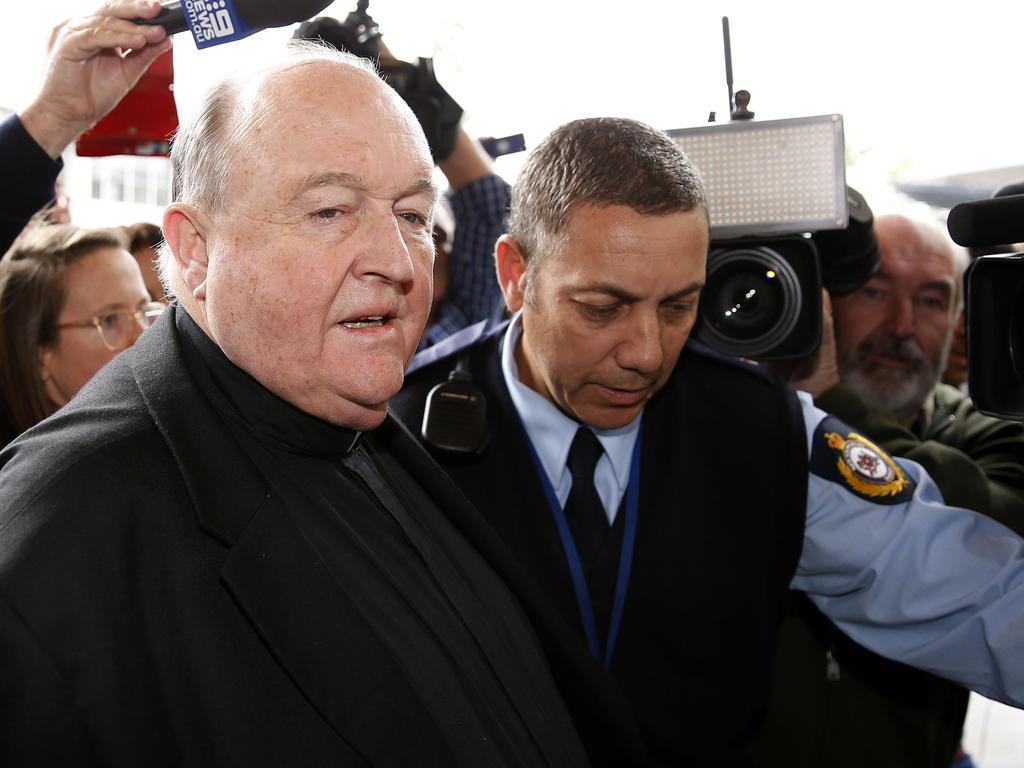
[0,224,163,446]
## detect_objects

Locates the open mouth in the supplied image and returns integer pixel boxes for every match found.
[341,316,387,329]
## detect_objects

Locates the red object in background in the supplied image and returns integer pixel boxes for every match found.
[75,50,178,157]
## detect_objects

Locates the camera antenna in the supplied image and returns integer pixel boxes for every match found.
[722,16,754,121]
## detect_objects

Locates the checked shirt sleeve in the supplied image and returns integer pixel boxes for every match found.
[420,174,511,349]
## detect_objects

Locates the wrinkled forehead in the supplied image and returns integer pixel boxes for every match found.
[876,217,955,273]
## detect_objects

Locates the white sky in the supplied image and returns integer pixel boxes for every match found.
[3,1,1022,189]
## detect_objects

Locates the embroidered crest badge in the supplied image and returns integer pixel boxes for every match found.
[824,430,909,498]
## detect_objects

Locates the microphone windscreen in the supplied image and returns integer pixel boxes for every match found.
[235,0,335,29]
[948,194,1024,248]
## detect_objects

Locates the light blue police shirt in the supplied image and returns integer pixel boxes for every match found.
[500,314,1024,708]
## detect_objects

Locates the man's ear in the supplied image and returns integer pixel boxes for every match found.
[162,204,210,302]
[495,234,529,313]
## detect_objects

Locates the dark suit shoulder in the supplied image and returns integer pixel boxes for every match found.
[0,354,169,558]
[680,339,784,387]
[407,318,504,375]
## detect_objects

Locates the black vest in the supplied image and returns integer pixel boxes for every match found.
[392,324,809,767]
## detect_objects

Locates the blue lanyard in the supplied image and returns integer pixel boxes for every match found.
[525,427,641,669]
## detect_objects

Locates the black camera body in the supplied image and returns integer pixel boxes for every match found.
[947,187,1024,420]
[965,253,1024,419]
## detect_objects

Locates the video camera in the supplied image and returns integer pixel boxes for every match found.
[948,184,1024,420]
[668,116,881,359]
[666,20,879,361]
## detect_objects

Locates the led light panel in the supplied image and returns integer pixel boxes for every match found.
[667,114,847,239]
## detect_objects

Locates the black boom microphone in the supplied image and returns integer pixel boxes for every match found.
[137,0,334,48]
[947,193,1024,248]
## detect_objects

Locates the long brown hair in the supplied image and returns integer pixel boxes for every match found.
[0,223,129,446]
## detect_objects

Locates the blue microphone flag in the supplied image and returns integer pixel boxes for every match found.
[182,0,258,49]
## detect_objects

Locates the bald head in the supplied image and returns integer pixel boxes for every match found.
[831,212,962,424]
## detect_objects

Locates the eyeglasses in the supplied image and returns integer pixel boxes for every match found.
[56,302,166,352]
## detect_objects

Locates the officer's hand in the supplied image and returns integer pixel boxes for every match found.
[19,0,172,159]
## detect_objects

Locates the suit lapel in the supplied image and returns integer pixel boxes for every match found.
[477,337,586,630]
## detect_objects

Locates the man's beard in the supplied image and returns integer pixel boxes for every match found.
[840,332,952,425]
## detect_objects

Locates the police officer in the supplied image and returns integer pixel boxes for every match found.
[391,117,1024,767]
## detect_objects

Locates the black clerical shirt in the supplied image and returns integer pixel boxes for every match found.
[175,309,588,768]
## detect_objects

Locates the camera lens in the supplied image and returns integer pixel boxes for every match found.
[699,246,803,358]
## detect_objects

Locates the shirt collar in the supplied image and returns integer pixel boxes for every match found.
[500,313,641,492]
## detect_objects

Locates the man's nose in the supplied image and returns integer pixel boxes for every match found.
[617,311,664,374]
[883,296,915,338]
[359,212,416,284]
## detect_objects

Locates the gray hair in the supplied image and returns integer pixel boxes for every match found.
[508,117,707,288]
[158,42,379,299]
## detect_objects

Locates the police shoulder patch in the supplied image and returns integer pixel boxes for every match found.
[809,416,916,504]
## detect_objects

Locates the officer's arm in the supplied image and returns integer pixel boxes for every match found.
[790,391,1024,707]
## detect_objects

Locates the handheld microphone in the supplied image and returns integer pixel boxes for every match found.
[137,0,334,49]
[948,193,1024,248]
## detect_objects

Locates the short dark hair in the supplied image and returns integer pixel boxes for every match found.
[508,117,707,271]
[0,224,129,445]
[123,221,163,254]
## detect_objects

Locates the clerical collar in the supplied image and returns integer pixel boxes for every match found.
[175,306,361,460]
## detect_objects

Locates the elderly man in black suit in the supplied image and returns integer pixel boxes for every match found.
[0,15,647,768]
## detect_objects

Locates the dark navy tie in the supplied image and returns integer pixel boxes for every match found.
[564,427,609,568]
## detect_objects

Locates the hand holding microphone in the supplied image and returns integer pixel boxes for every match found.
[17,0,335,162]
[136,0,335,49]
[19,0,172,159]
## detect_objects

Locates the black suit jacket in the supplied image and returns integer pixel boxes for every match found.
[0,308,648,767]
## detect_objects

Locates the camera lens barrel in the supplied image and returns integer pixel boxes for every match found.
[698,246,804,358]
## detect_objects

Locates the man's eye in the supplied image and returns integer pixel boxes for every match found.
[662,302,696,316]
[398,211,427,227]
[861,286,883,300]
[313,208,342,221]
[579,302,620,319]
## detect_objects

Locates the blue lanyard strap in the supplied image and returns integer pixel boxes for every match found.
[525,427,641,669]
